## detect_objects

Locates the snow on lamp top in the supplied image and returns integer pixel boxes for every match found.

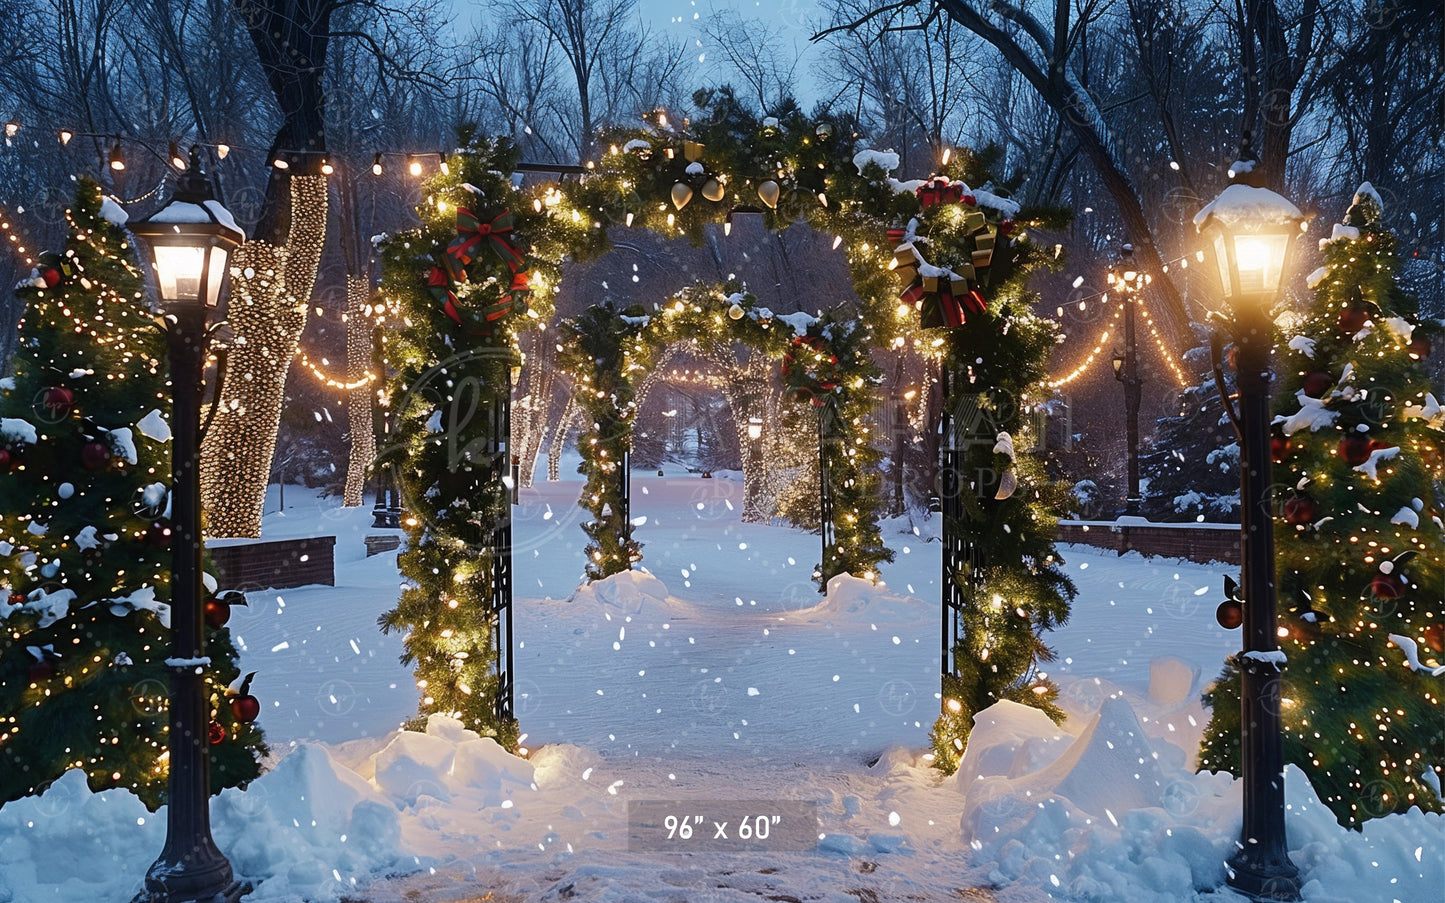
[142,198,243,235]
[1192,182,1303,232]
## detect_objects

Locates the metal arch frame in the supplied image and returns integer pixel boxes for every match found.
[489,395,515,725]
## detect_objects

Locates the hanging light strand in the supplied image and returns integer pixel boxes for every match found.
[295,352,376,391]
[1137,302,1189,387]
[1048,302,1125,389]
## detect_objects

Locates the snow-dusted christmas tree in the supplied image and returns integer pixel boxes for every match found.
[1139,355,1243,523]
[0,180,264,808]
[1200,184,1444,826]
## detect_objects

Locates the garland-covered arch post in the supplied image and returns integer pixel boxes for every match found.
[375,138,598,746]
[818,404,837,589]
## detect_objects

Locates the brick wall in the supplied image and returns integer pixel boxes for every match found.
[208,536,336,591]
[1056,521,1241,565]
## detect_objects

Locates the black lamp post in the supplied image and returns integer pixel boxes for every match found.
[1195,134,1305,903]
[1107,244,1146,516]
[128,147,245,903]
[370,327,401,529]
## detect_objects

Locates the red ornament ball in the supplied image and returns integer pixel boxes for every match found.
[1283,495,1316,525]
[208,721,227,745]
[1338,307,1368,335]
[145,521,172,548]
[204,598,230,629]
[0,449,11,473]
[1339,433,1373,466]
[40,268,61,288]
[230,694,261,724]
[81,440,112,470]
[1407,335,1431,360]
[8,592,24,605]
[1301,371,1333,398]
[1424,623,1444,654]
[1270,435,1291,464]
[43,386,74,419]
[1370,572,1406,600]
[1216,599,1243,630]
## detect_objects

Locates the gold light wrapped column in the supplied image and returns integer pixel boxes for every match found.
[343,275,375,507]
[200,175,326,536]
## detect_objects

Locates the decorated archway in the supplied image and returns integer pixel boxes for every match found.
[556,282,884,586]
[370,101,1071,767]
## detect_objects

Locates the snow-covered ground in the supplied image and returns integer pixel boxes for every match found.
[1,475,1439,903]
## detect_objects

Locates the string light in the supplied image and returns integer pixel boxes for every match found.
[1137,302,1188,387]
[296,352,375,390]
[1048,302,1124,388]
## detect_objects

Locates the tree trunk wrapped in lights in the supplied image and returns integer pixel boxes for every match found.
[1199,185,1444,826]
[343,275,375,507]
[547,395,580,482]
[200,175,326,537]
[511,328,559,490]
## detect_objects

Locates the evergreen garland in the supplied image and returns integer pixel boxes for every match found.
[926,194,1077,772]
[1199,185,1444,827]
[375,136,583,745]
[375,108,1072,741]
[0,180,264,808]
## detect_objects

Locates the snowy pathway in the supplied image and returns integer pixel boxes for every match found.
[9,481,1434,903]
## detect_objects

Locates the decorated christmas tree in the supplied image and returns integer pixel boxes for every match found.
[0,180,264,809]
[1200,184,1444,826]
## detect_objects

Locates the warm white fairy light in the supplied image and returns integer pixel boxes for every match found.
[200,175,327,537]
[296,352,376,390]
[1048,302,1125,388]
[1137,303,1188,387]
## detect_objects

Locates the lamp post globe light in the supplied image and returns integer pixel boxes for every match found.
[747,415,764,441]
[127,146,245,903]
[1105,243,1147,516]
[1194,133,1306,903]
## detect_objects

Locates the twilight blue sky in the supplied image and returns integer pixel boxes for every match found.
[638,0,829,106]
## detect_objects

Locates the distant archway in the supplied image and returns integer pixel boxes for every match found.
[557,283,883,586]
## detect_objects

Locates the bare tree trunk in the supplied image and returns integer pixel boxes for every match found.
[200,176,326,536]
[231,0,333,238]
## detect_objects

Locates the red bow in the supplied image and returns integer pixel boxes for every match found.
[448,207,523,271]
